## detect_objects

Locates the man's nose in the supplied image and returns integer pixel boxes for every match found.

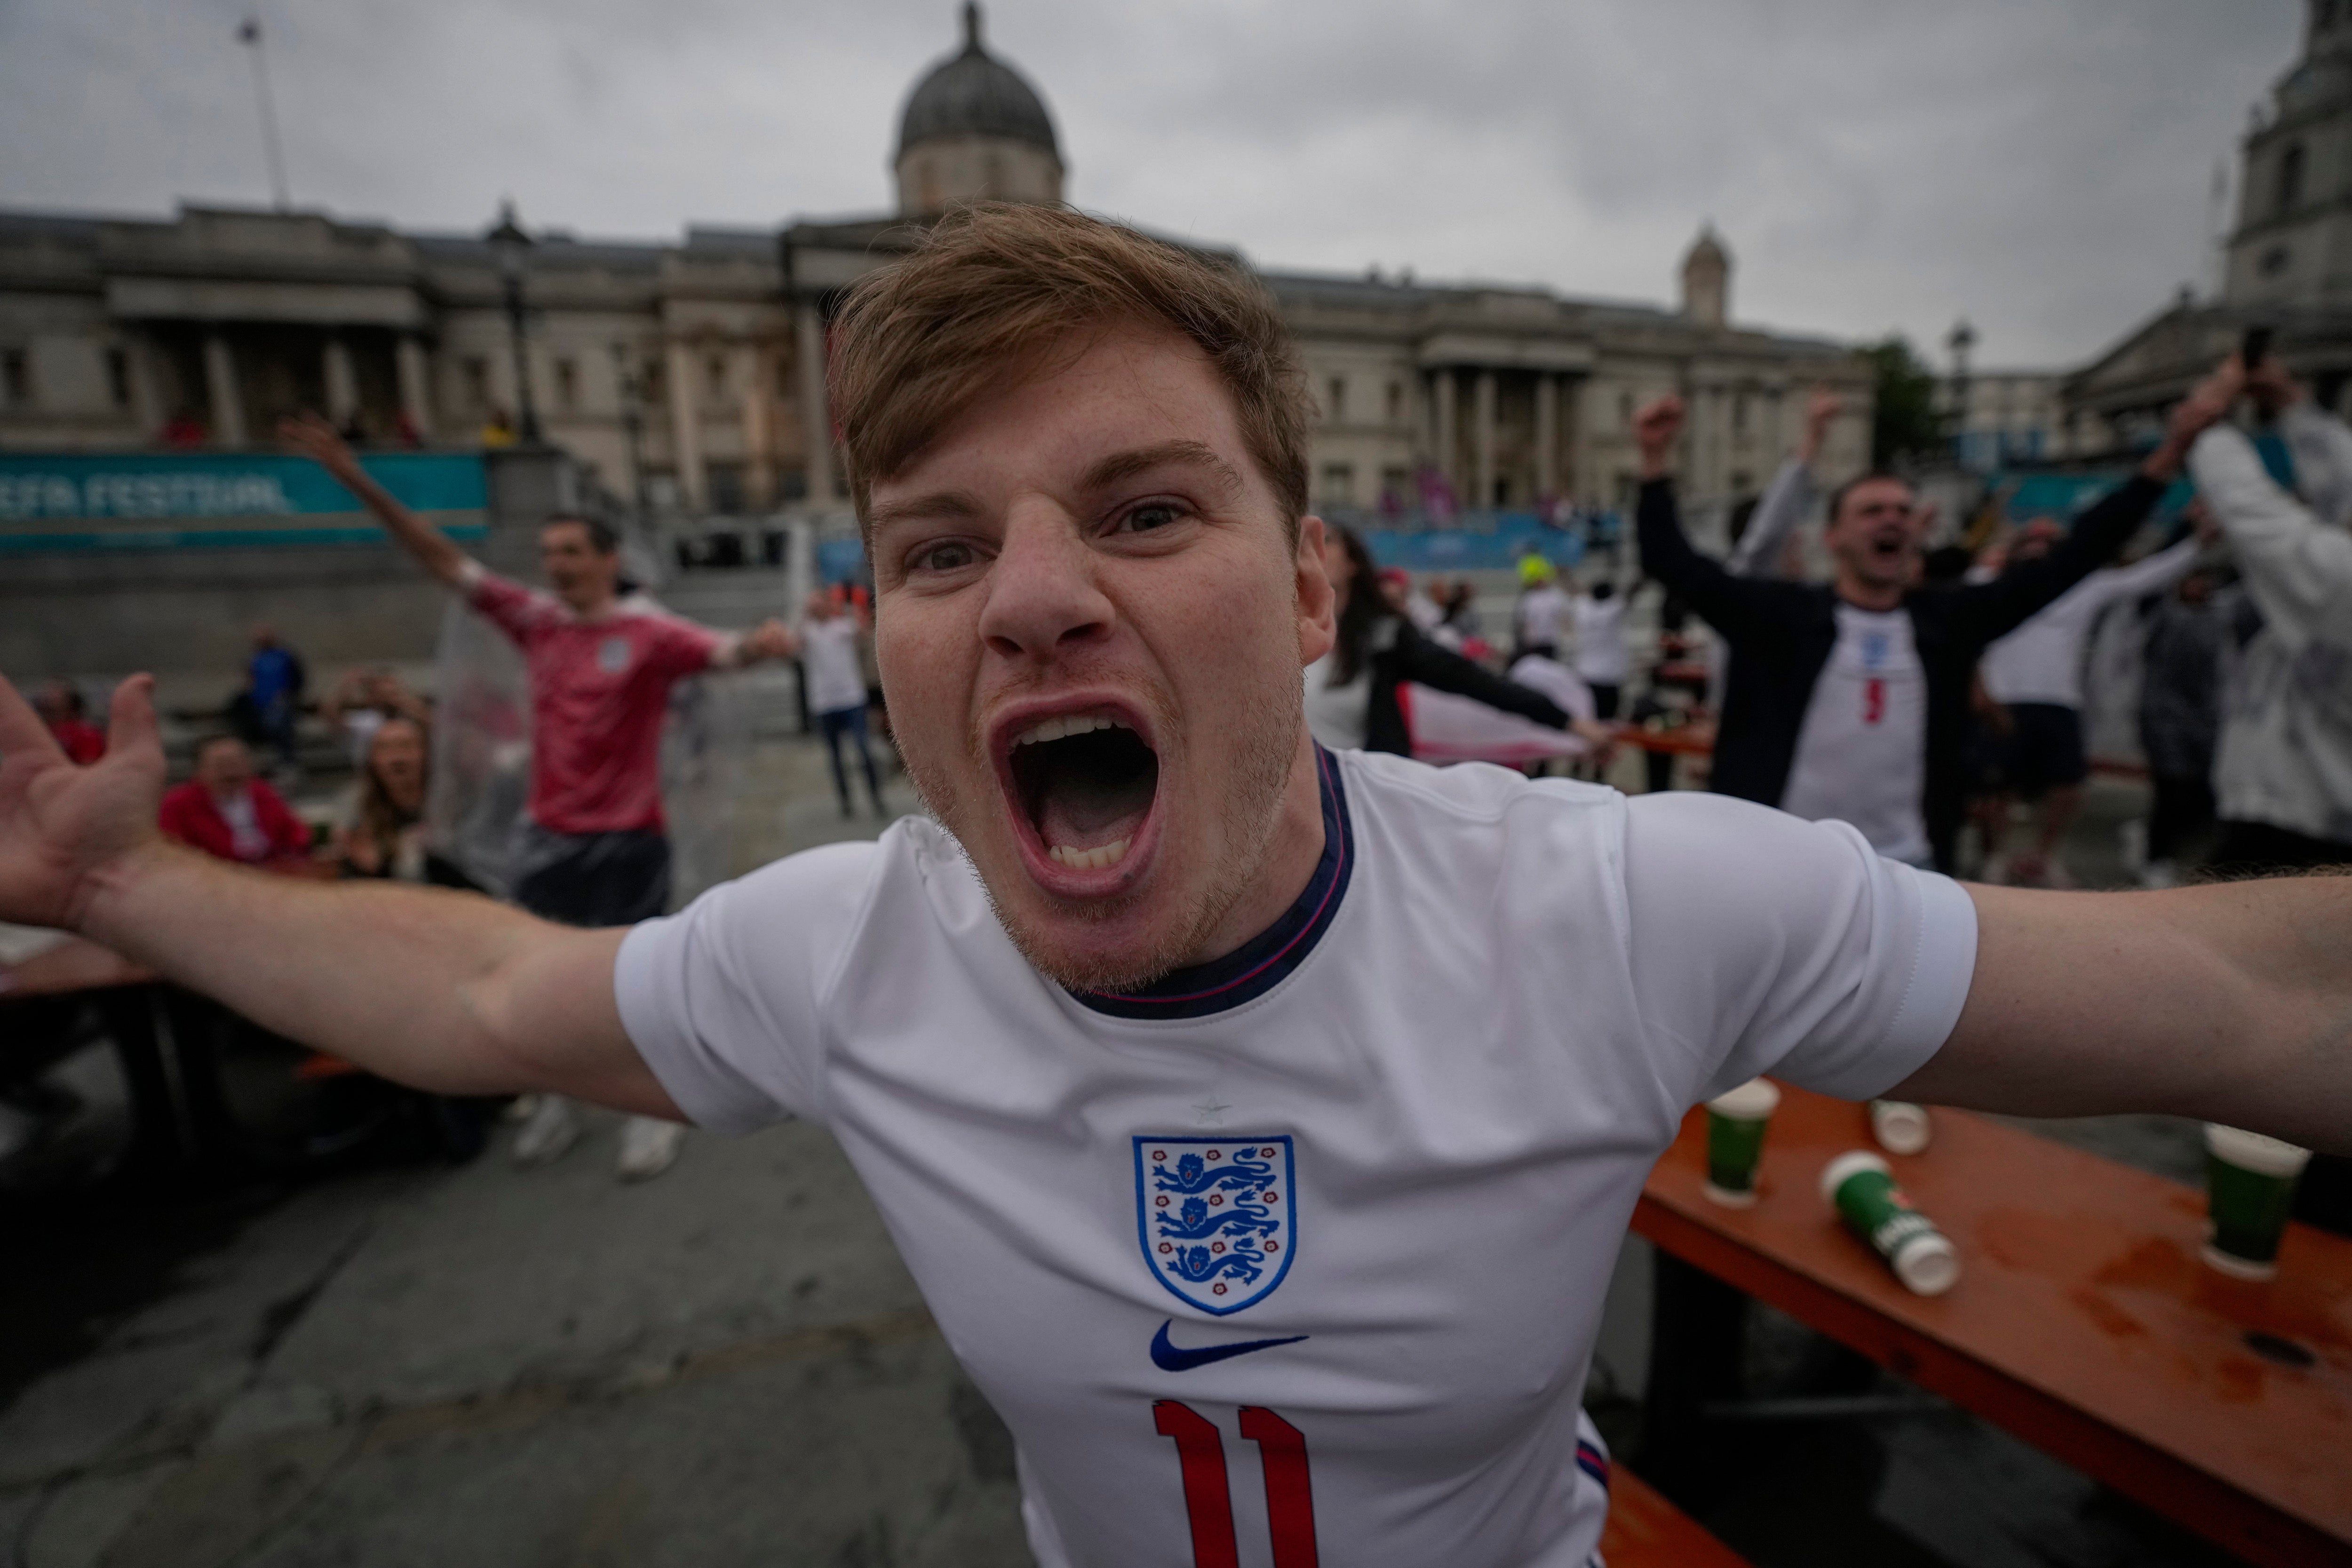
[977,504,1114,663]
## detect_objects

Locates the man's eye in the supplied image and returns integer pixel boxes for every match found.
[911,541,976,573]
[1114,501,1185,533]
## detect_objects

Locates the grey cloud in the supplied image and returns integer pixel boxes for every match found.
[0,0,2302,366]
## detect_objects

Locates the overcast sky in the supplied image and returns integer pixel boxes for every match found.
[0,0,2304,369]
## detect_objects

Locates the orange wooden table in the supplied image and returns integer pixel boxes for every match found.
[1634,1085,2352,1567]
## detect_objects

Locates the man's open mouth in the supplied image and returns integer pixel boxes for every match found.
[1003,711,1161,873]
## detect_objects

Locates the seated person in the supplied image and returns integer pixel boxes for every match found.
[159,736,310,865]
[336,716,474,888]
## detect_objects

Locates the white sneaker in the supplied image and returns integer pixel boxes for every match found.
[616,1116,686,1182]
[512,1094,581,1167]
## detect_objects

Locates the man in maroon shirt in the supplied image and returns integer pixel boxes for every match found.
[279,414,798,1178]
[159,736,310,864]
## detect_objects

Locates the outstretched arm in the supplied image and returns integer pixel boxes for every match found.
[1632,396,1789,645]
[279,413,469,589]
[0,676,675,1117]
[1726,386,1840,580]
[1944,388,2223,645]
[1890,879,2352,1154]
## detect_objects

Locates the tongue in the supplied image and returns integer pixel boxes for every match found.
[1037,768,1151,852]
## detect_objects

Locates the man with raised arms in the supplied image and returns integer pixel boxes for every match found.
[2,207,2346,1567]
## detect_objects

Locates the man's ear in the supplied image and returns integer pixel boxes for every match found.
[1295,514,1336,666]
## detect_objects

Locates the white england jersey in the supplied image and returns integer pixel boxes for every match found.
[617,748,1977,1567]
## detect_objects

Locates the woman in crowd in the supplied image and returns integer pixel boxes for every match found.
[1305,525,1606,756]
[336,716,475,889]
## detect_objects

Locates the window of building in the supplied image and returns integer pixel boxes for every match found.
[706,460,747,516]
[2,349,30,408]
[1732,392,1748,433]
[461,356,491,411]
[1731,470,1753,497]
[1386,381,1403,423]
[2262,244,2293,278]
[2280,143,2307,215]
[707,353,728,400]
[1380,464,1411,504]
[1618,391,1634,428]
[555,357,579,413]
[106,348,131,408]
[1326,376,1347,422]
[1319,462,1356,506]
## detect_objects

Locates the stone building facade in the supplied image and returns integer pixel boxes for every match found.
[0,6,1870,522]
[2068,0,2352,446]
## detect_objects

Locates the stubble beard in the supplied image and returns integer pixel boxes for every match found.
[899,673,1305,996]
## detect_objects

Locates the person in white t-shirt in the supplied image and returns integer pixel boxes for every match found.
[1514,560,1571,661]
[1568,580,1629,720]
[2,207,2346,1568]
[1977,520,2208,886]
[799,588,886,817]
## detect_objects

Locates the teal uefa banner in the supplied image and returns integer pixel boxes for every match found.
[0,450,488,552]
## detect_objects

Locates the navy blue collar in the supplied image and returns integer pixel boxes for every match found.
[1071,746,1354,1021]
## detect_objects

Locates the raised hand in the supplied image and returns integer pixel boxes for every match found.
[1633,395,1686,478]
[0,675,169,932]
[1799,383,1843,466]
[278,410,365,484]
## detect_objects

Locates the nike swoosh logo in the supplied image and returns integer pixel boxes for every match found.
[1150,1319,1309,1372]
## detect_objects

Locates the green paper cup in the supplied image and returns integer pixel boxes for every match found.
[1869,1099,1932,1156]
[1820,1150,1959,1297]
[2201,1124,2312,1281]
[1703,1077,1780,1207]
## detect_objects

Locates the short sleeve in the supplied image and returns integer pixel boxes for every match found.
[1620,792,1978,1105]
[638,611,726,678]
[613,839,881,1132]
[461,563,554,647]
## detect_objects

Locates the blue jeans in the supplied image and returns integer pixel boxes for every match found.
[819,704,882,812]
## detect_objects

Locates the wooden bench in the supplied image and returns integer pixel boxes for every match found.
[1634,1084,2352,1567]
[1600,1466,1748,1566]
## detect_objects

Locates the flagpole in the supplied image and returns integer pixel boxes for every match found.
[238,16,292,212]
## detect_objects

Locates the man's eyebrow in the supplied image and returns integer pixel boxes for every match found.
[866,489,986,533]
[1079,441,1244,501]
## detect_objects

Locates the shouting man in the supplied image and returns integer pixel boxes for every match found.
[4,207,2348,1566]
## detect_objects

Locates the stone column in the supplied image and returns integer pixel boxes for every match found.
[794,301,835,506]
[1473,369,1497,511]
[323,335,360,426]
[122,333,162,440]
[1564,377,1589,504]
[666,339,705,512]
[1432,370,1457,501]
[203,332,247,447]
[1534,374,1559,499]
[744,345,778,510]
[395,334,434,436]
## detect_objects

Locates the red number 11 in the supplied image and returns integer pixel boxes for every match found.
[1153,1401,1320,1568]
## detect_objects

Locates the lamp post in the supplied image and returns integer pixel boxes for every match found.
[1946,317,1977,469]
[487,201,543,445]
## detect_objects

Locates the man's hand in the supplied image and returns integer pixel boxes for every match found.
[279,411,366,485]
[2142,362,2241,482]
[2243,354,2306,418]
[738,619,801,664]
[1634,395,1685,480]
[1798,384,1842,467]
[0,675,168,933]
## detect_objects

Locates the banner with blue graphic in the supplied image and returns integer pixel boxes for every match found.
[0,451,489,553]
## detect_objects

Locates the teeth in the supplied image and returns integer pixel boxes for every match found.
[1048,838,1131,871]
[1015,715,1133,748]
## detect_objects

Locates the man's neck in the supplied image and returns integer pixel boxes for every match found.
[1172,729,1328,971]
[1833,572,1905,613]
[562,589,619,620]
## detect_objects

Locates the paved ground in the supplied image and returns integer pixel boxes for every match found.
[0,731,2230,1568]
